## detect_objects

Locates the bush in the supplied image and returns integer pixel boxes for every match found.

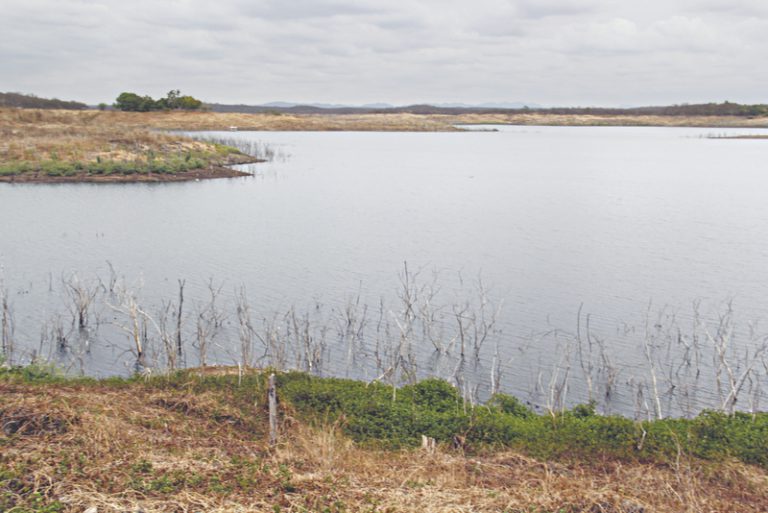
[0,167,16,176]
[150,161,170,174]
[273,372,768,468]
[40,161,76,176]
[487,393,534,418]
[188,158,205,169]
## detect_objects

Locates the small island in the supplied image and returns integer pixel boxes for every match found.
[0,91,260,184]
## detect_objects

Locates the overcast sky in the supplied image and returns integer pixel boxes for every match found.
[2,0,767,106]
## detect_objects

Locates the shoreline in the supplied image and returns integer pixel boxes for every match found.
[707,134,768,139]
[0,157,260,184]
[0,166,251,184]
[1,366,767,513]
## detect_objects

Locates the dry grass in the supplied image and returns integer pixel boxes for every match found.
[2,379,766,513]
[0,109,195,164]
[440,112,768,128]
[0,109,261,181]
[0,108,458,145]
[1,108,765,171]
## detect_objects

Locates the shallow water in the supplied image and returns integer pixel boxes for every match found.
[2,125,768,415]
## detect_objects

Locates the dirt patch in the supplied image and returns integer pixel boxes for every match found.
[150,393,252,432]
[1,407,75,436]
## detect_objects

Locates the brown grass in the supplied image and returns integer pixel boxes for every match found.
[0,108,459,140]
[0,109,188,163]
[441,112,768,128]
[2,379,766,513]
[0,109,263,182]
[1,107,766,182]
[1,108,765,168]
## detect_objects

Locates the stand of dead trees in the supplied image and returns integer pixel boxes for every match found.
[4,263,768,419]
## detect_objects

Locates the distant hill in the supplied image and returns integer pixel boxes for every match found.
[206,101,544,115]
[0,92,88,110]
[526,102,768,117]
[4,92,764,117]
[206,100,768,117]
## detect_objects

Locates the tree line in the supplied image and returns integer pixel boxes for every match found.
[114,90,203,112]
[0,92,88,110]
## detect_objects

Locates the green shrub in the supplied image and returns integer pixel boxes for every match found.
[40,161,76,176]
[2,161,36,175]
[487,393,534,418]
[0,362,64,383]
[0,163,24,175]
[118,162,136,175]
[150,161,170,174]
[188,158,205,169]
[270,372,768,468]
[87,161,107,174]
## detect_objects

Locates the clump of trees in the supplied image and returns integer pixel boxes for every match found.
[114,90,203,112]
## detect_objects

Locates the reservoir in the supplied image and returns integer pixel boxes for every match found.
[2,125,768,417]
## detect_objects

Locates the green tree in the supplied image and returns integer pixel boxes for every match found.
[158,90,202,110]
[114,90,202,112]
[137,95,157,111]
[113,92,144,111]
[177,95,203,110]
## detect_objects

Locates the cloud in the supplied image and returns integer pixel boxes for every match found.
[515,0,601,19]
[238,0,384,20]
[1,0,767,105]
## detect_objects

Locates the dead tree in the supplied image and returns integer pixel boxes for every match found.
[1,278,13,363]
[236,287,255,368]
[63,273,99,329]
[176,279,185,359]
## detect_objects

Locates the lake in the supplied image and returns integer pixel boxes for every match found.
[2,125,768,417]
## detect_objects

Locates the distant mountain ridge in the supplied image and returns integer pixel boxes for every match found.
[206,101,544,115]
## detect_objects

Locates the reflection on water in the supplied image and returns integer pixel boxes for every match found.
[2,125,768,417]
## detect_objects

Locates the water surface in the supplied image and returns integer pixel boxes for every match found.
[2,125,768,415]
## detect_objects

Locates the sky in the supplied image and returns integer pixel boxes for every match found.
[1,0,767,107]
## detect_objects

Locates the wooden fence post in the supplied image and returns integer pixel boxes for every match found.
[268,373,278,446]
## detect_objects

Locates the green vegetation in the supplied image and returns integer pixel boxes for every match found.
[3,365,767,470]
[274,373,768,467]
[0,149,233,179]
[114,89,203,112]
[2,364,767,512]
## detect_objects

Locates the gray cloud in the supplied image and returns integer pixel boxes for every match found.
[1,0,766,106]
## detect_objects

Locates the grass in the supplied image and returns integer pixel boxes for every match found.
[446,112,768,128]
[1,365,768,512]
[0,109,255,182]
[1,108,765,182]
